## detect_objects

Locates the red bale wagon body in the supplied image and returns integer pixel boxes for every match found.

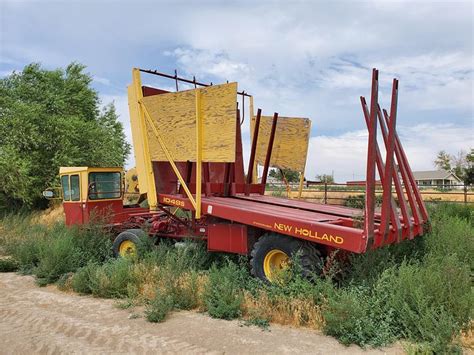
[53,67,429,281]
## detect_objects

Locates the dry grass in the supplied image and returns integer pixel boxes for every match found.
[31,204,65,225]
[460,322,474,350]
[242,291,324,329]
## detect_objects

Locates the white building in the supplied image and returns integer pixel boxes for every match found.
[412,169,462,188]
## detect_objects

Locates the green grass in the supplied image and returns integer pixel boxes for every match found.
[0,203,472,352]
[204,261,246,320]
[0,258,18,272]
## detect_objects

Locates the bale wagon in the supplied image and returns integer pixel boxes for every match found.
[46,68,429,281]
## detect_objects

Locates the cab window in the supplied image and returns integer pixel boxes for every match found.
[61,175,70,201]
[88,172,121,200]
[70,175,80,201]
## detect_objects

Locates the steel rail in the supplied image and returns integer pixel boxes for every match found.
[139,68,252,97]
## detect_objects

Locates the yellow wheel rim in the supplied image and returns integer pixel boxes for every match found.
[119,240,136,257]
[263,249,289,281]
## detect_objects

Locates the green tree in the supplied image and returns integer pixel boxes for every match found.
[268,168,300,183]
[0,63,130,210]
[433,149,473,185]
[453,149,474,185]
[316,174,334,184]
[434,150,452,171]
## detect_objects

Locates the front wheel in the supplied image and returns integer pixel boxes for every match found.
[113,230,143,257]
[250,233,323,282]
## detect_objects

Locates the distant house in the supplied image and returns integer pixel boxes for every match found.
[412,170,462,188]
[345,170,462,188]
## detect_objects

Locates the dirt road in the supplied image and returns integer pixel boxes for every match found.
[0,273,402,354]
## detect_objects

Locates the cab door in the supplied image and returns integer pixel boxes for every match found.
[61,174,84,225]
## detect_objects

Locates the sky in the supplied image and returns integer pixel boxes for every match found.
[1,0,473,182]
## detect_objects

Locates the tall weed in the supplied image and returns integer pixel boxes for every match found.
[204,261,246,319]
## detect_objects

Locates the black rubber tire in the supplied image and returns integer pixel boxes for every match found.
[250,233,323,282]
[112,230,141,257]
[126,229,145,238]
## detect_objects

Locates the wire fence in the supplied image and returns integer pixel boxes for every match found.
[266,182,474,206]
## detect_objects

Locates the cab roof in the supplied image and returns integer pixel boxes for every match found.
[59,167,123,174]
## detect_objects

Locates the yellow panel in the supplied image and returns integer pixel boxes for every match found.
[251,115,311,172]
[128,84,149,195]
[141,83,237,162]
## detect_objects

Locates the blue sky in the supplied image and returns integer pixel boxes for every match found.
[1,0,472,181]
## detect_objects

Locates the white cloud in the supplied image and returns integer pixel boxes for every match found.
[165,48,250,79]
[306,123,473,182]
[94,76,111,86]
[2,0,472,178]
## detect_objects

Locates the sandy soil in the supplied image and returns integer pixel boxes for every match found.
[0,273,403,354]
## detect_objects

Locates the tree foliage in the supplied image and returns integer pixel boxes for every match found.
[0,63,130,210]
[268,168,300,183]
[316,174,334,184]
[434,150,452,171]
[433,149,473,185]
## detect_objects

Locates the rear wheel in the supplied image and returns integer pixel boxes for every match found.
[250,233,323,282]
[113,230,143,257]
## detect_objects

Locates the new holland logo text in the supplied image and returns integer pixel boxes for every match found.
[273,222,344,244]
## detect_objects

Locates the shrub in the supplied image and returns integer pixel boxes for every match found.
[204,262,246,320]
[424,215,473,267]
[6,235,43,274]
[1,216,113,284]
[323,205,473,352]
[145,290,175,323]
[386,257,471,352]
[34,230,82,285]
[71,224,114,264]
[344,194,383,209]
[173,271,201,310]
[1,215,48,273]
[428,202,474,225]
[323,279,396,347]
[71,262,98,294]
[86,258,135,298]
[343,237,425,287]
[0,258,18,272]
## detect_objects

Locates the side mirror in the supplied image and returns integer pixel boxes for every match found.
[42,188,61,199]
[42,190,55,198]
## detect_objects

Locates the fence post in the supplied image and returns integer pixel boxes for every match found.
[324,182,328,204]
[464,184,468,204]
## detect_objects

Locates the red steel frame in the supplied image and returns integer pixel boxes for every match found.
[144,68,429,255]
[63,68,429,257]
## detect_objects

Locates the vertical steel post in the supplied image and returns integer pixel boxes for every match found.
[261,112,279,188]
[324,182,328,204]
[379,79,398,236]
[297,170,305,199]
[247,108,262,186]
[174,69,179,91]
[195,89,203,219]
[132,68,158,211]
[365,68,379,243]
